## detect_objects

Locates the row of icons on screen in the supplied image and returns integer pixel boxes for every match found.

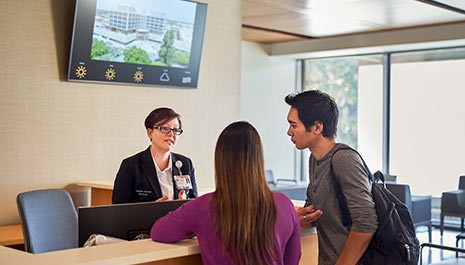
[74,66,192,84]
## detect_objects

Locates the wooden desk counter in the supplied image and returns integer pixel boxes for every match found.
[76,181,114,206]
[0,238,202,265]
[0,224,23,247]
[0,231,317,265]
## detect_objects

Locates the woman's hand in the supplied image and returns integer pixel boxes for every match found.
[155,195,169,202]
[177,190,187,200]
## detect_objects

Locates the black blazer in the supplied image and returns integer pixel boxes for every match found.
[112,147,197,204]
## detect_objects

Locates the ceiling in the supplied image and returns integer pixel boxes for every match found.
[242,0,465,44]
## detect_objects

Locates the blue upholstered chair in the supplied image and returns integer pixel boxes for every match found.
[440,176,465,236]
[386,183,432,242]
[16,189,78,253]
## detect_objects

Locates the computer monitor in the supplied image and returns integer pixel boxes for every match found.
[68,0,208,88]
[78,200,189,247]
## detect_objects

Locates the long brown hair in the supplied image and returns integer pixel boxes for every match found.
[213,121,278,265]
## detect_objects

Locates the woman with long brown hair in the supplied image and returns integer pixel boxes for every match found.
[151,121,301,265]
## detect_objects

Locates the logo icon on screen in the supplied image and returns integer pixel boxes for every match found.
[160,73,170,82]
[182,77,192,83]
[134,71,144,83]
[75,66,87,79]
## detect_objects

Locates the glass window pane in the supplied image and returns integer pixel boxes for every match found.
[303,55,383,173]
[391,48,465,196]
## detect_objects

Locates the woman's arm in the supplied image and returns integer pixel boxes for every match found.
[151,200,197,242]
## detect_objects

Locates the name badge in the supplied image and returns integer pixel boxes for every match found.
[174,175,193,190]
[135,190,152,196]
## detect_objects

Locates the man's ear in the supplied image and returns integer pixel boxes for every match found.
[313,121,323,135]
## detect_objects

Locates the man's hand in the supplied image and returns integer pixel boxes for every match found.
[296,205,323,228]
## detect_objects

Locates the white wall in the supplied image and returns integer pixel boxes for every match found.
[0,0,241,225]
[241,41,297,182]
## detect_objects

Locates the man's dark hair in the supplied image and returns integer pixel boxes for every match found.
[285,90,339,138]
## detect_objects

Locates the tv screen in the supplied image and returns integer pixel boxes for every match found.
[68,0,207,88]
[78,200,189,247]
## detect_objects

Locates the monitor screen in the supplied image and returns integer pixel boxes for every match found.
[68,0,207,88]
[78,200,189,247]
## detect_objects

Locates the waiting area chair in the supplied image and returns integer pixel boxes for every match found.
[441,176,465,236]
[266,170,307,200]
[386,183,432,242]
[271,184,308,201]
[16,189,78,253]
[266,169,298,187]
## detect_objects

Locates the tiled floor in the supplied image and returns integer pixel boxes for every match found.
[417,226,465,265]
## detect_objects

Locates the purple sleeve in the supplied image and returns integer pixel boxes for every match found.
[283,201,302,265]
[150,200,198,243]
[284,220,301,264]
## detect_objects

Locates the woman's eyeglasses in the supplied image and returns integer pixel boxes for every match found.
[153,126,183,135]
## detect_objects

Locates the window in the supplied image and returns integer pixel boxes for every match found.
[302,55,384,173]
[390,48,465,196]
[301,47,465,197]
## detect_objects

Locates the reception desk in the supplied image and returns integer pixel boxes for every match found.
[76,181,114,206]
[0,230,318,265]
[0,224,23,248]
[2,186,317,264]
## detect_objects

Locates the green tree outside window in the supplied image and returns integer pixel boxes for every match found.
[305,58,358,148]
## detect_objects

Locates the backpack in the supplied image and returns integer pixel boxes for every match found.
[330,147,420,265]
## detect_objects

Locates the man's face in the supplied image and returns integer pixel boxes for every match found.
[287,107,313,150]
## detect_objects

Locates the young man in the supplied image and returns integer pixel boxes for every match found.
[285,90,378,265]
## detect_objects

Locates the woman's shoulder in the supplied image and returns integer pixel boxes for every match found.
[186,192,213,205]
[181,192,213,212]
[171,152,193,163]
[121,147,150,163]
[271,192,299,223]
[271,192,294,207]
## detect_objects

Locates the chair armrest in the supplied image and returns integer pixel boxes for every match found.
[275,179,298,185]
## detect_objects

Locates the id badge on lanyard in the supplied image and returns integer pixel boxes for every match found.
[174,175,193,190]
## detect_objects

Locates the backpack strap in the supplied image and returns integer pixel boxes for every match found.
[329,146,376,227]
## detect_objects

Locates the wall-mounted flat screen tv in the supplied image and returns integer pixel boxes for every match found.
[68,0,207,88]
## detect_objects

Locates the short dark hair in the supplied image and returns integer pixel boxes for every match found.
[144,107,182,129]
[285,90,338,138]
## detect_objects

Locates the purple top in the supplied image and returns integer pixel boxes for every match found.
[151,192,301,265]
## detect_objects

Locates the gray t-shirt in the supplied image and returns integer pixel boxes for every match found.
[306,143,378,265]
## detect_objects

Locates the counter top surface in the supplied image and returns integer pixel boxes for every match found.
[0,231,317,265]
[1,238,200,265]
[76,181,114,190]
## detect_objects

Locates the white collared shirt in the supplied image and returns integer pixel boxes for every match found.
[153,155,174,200]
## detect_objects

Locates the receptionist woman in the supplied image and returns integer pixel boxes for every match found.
[112,107,198,204]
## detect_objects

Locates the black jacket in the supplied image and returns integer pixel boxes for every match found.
[112,147,197,204]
